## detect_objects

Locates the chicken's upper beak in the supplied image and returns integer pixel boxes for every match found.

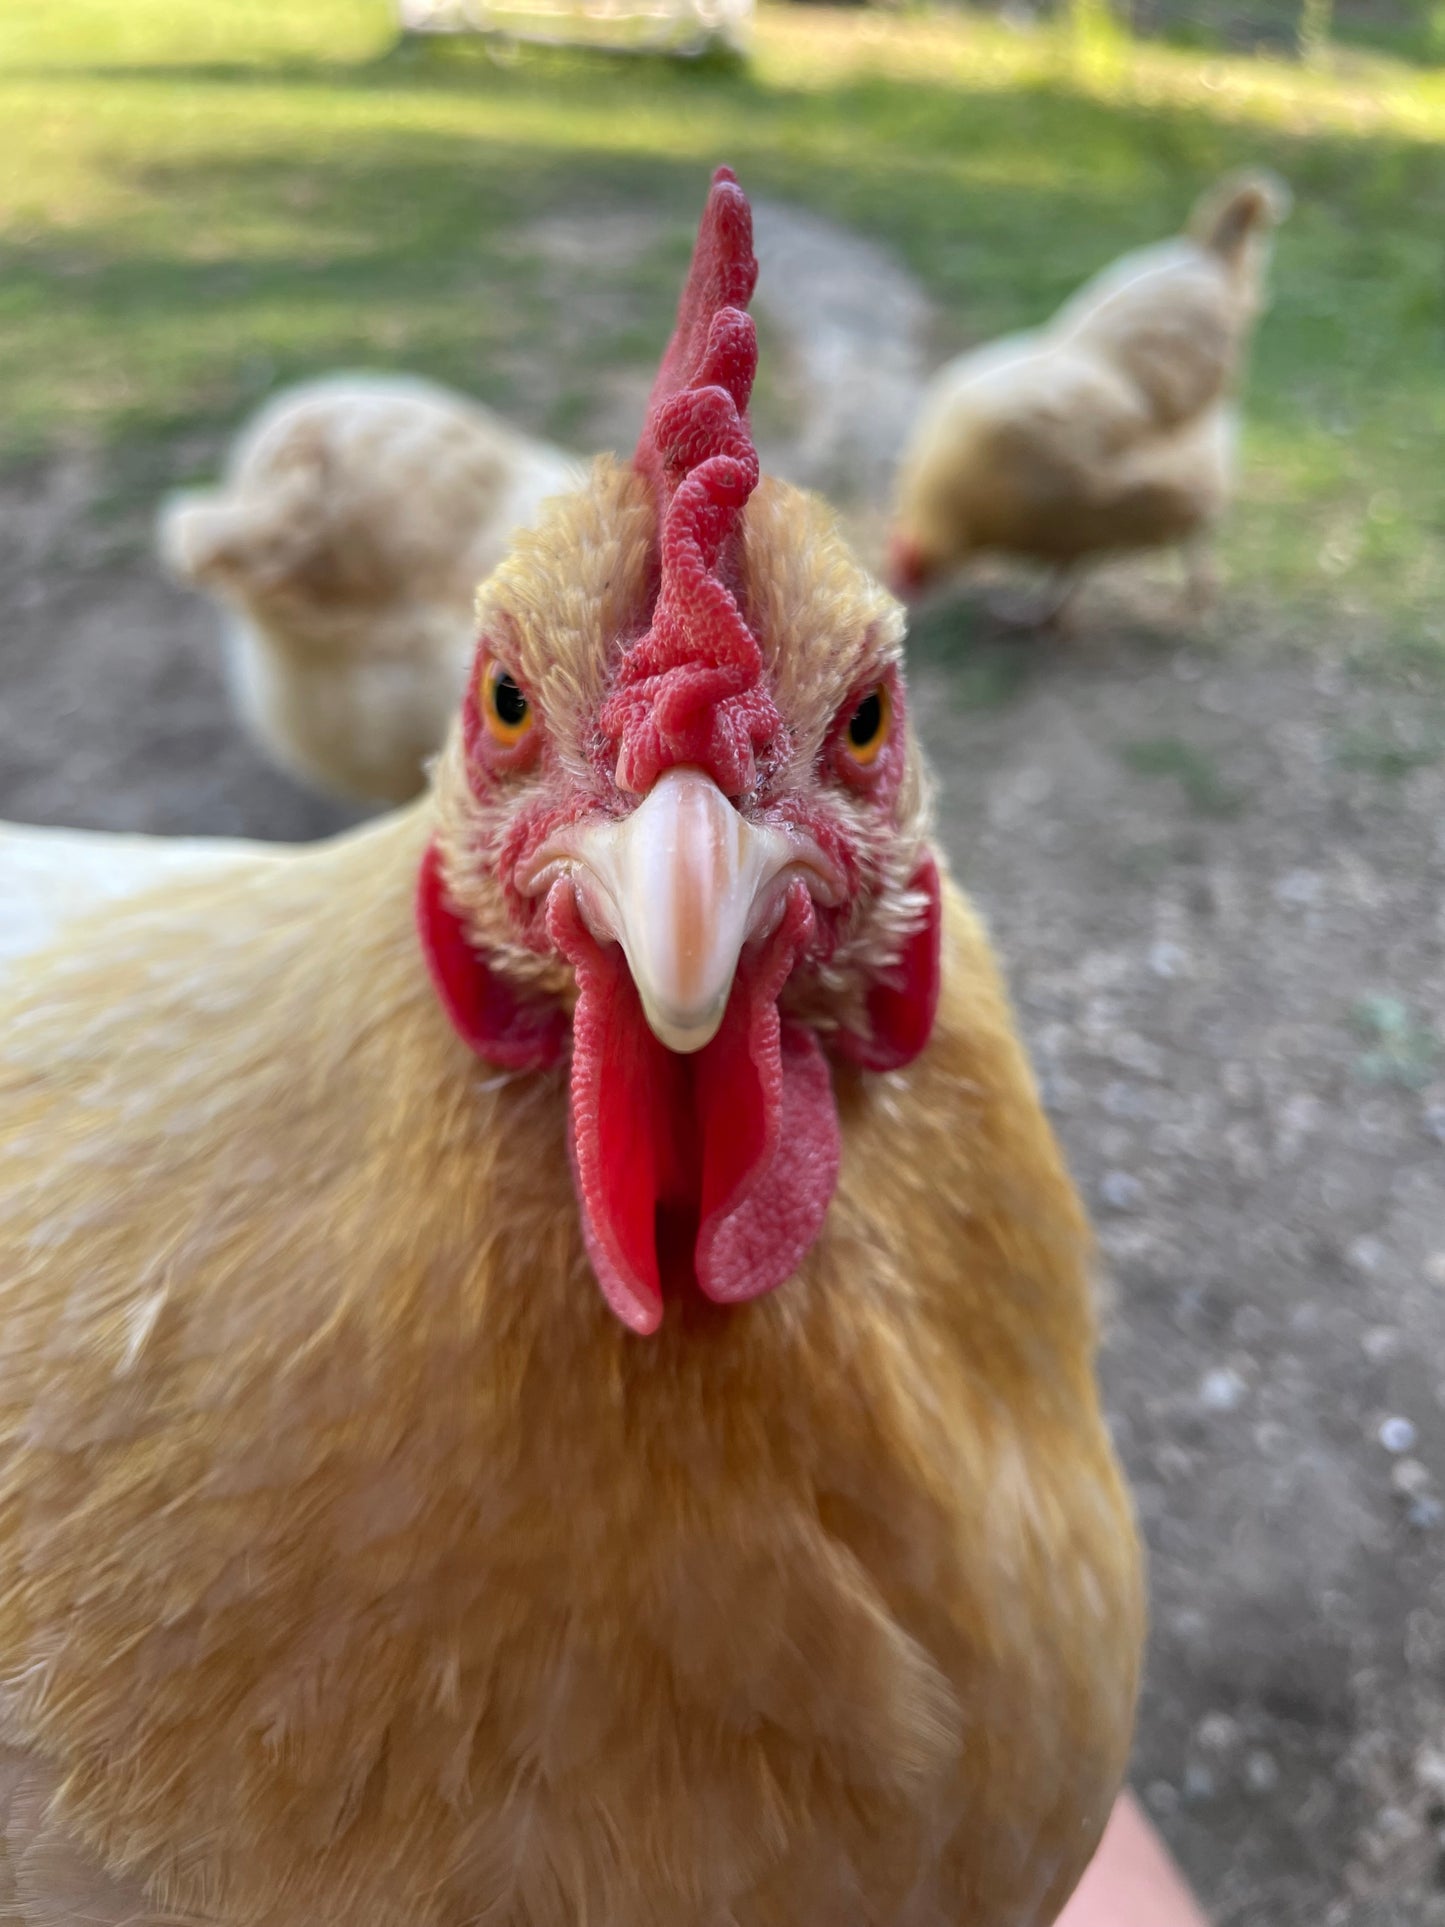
[525,767,842,1054]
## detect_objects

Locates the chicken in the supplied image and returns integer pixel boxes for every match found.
[889,169,1290,622]
[0,169,1142,1927]
[159,373,580,804]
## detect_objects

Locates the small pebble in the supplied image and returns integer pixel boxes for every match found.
[1379,1416,1418,1454]
[1346,1235,1385,1276]
[1196,1712,1241,1754]
[1277,1092,1323,1136]
[1145,1779,1180,1818]
[1273,868,1322,909]
[1099,1170,1145,1212]
[1183,1762,1216,1802]
[1148,940,1186,980]
[1245,1750,1280,1794]
[1362,1324,1401,1363]
[1391,1458,1432,1498]
[1375,1804,1414,1841]
[1415,1747,1445,1798]
[1409,1496,1444,1533]
[1199,1366,1247,1413]
[1102,1079,1148,1120]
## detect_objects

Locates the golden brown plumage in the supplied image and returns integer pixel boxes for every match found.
[0,173,1141,1927]
[159,374,580,804]
[889,169,1290,612]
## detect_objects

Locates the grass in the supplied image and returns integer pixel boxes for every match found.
[1333,715,1445,775]
[1118,736,1248,814]
[899,600,1043,705]
[1125,0,1445,66]
[2,0,1445,661]
[1350,991,1438,1087]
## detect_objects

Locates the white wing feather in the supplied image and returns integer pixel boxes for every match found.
[0,823,292,978]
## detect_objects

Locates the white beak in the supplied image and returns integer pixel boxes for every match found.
[526,767,840,1054]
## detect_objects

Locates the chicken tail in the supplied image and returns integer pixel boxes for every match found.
[157,458,322,592]
[1189,169,1292,268]
[156,490,249,585]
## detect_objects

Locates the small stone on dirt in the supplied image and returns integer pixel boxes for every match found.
[1199,1366,1247,1413]
[1099,1169,1145,1212]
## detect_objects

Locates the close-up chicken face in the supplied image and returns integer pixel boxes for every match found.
[445,470,924,1035]
[486,641,906,1035]
[420,170,941,1335]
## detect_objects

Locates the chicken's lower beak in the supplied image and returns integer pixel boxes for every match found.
[541,768,832,1055]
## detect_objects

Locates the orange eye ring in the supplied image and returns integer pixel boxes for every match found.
[480,660,534,748]
[842,681,891,767]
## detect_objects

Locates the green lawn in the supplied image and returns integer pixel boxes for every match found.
[3,0,1443,657]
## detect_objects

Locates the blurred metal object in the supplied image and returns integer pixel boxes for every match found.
[396,0,751,56]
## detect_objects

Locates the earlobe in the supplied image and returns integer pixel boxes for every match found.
[835,852,942,1073]
[416,844,569,1072]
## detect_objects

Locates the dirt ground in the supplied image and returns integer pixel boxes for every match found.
[916,610,1445,1927]
[2,208,1443,1927]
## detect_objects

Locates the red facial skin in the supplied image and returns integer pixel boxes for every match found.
[419,647,940,1332]
[418,167,940,1330]
[467,648,914,972]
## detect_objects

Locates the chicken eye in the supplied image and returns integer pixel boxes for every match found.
[481,663,533,747]
[843,683,891,767]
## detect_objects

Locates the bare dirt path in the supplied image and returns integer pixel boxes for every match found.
[2,204,1443,1927]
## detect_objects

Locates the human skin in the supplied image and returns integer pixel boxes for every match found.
[1057,1793,1210,1927]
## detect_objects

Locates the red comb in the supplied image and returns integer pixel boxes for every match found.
[603,168,781,799]
[635,165,758,491]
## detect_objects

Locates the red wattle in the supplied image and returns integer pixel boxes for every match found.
[694,893,839,1303]
[417,843,935,1332]
[549,882,840,1332]
[836,854,943,1074]
[416,845,569,1071]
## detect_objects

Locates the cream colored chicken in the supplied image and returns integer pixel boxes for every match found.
[160,374,580,803]
[889,170,1290,623]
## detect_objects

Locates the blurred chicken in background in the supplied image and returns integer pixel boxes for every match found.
[160,374,579,803]
[888,170,1290,625]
